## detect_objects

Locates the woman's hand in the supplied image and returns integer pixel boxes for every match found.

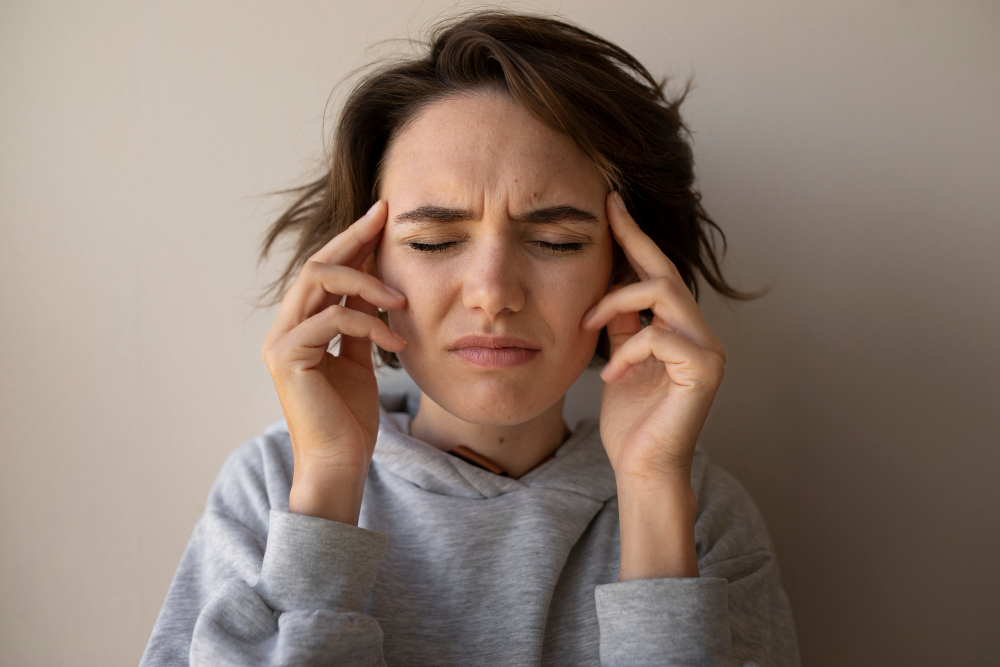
[582,191,725,579]
[261,200,407,524]
[582,191,727,488]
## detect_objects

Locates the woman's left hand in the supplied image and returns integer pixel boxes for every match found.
[582,191,727,487]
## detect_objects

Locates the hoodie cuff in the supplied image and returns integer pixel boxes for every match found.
[255,509,388,613]
[594,577,731,665]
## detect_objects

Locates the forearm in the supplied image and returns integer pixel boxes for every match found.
[289,465,367,526]
[616,475,699,581]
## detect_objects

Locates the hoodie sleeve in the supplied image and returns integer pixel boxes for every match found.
[593,461,801,667]
[139,435,390,667]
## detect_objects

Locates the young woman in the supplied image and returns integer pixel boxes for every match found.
[141,9,801,666]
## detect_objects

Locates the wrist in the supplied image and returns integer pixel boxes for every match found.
[289,466,367,526]
[616,473,696,510]
[616,478,699,581]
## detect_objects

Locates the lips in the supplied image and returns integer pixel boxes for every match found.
[452,347,538,368]
[449,334,541,369]
[450,335,540,351]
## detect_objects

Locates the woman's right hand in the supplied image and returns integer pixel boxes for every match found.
[261,199,407,525]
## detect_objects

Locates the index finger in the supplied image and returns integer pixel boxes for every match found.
[309,199,387,269]
[606,191,682,283]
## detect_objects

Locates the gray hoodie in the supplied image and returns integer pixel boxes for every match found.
[139,391,801,666]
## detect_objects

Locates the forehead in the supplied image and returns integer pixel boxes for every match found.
[379,92,603,203]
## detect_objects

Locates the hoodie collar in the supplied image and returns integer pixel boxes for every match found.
[263,391,709,503]
[373,391,620,502]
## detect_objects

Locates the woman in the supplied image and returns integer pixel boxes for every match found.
[141,9,801,666]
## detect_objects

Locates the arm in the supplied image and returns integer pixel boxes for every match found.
[593,461,802,667]
[616,476,700,581]
[139,437,390,667]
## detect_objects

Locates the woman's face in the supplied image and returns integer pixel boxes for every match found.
[374,91,614,425]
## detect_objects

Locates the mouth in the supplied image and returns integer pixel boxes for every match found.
[451,346,540,369]
[449,335,541,369]
[449,335,540,350]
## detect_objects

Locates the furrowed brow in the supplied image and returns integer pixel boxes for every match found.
[394,206,473,224]
[394,204,599,226]
[513,205,599,225]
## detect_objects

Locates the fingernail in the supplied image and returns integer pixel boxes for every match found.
[582,306,595,321]
[366,199,381,216]
[614,192,627,213]
[386,285,404,299]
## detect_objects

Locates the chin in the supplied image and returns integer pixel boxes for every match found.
[428,373,559,426]
[442,391,553,426]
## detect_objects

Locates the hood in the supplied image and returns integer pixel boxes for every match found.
[372,391,709,502]
[262,390,708,503]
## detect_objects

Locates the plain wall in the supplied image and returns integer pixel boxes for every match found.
[2,1,997,664]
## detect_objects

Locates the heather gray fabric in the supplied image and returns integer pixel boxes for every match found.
[140,391,801,666]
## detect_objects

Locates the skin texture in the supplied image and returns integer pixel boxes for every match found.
[370,91,615,480]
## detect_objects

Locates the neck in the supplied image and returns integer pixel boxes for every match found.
[409,392,572,479]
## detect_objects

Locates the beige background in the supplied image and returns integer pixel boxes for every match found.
[2,1,998,664]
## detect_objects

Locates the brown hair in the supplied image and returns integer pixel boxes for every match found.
[252,8,767,369]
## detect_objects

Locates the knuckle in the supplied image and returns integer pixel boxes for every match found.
[703,350,726,381]
[261,339,283,368]
[643,323,666,341]
[301,259,320,275]
[324,303,346,317]
[302,259,331,279]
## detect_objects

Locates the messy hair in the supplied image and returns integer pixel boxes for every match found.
[252,8,766,369]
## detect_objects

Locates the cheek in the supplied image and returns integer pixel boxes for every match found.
[539,263,608,336]
[378,253,451,338]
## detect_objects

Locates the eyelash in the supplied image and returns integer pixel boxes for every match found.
[407,241,585,254]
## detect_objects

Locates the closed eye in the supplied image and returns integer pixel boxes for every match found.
[536,241,585,253]
[407,241,585,253]
[407,241,458,253]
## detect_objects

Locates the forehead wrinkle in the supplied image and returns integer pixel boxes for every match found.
[393,202,599,227]
[381,94,606,229]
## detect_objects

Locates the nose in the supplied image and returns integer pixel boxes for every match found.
[460,234,526,319]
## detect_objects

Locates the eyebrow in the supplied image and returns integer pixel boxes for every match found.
[393,204,599,226]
